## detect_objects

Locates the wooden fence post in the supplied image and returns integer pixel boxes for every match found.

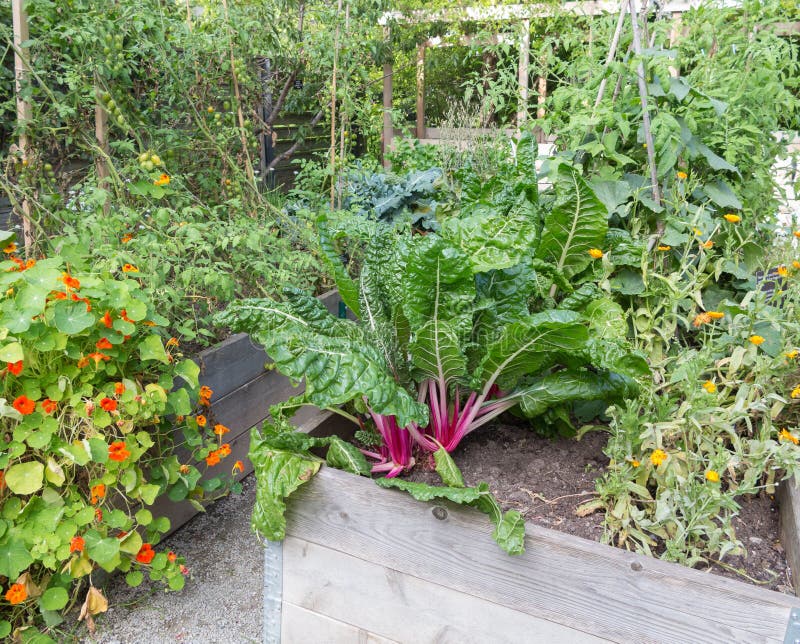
[382,27,393,167]
[415,43,426,140]
[11,0,34,252]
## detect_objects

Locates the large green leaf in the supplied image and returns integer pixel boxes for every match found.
[318,216,361,319]
[5,461,44,495]
[409,319,468,386]
[433,447,465,488]
[535,169,609,278]
[52,300,95,335]
[375,478,525,555]
[0,538,33,579]
[516,370,637,418]
[584,337,650,379]
[474,261,536,332]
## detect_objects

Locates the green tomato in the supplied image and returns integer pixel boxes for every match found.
[150,154,161,166]
[142,160,154,171]
[138,152,150,164]
[43,163,53,172]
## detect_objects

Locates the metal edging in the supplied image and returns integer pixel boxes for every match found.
[263,539,283,644]
[785,608,800,644]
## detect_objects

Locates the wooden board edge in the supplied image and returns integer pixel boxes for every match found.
[779,475,800,595]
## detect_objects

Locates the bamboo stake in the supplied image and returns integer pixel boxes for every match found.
[628,0,661,208]
[95,78,110,215]
[338,2,350,209]
[415,43,426,139]
[516,19,530,131]
[11,0,34,252]
[593,1,628,111]
[330,0,343,210]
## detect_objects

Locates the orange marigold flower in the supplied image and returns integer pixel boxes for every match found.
[218,443,231,458]
[705,470,720,482]
[167,551,177,563]
[723,214,740,223]
[749,335,765,346]
[676,171,688,180]
[108,441,131,462]
[195,415,207,427]
[2,242,17,254]
[88,352,111,365]
[213,424,230,436]
[702,380,717,393]
[702,239,714,249]
[70,536,85,553]
[794,231,800,239]
[588,248,604,259]
[205,451,220,466]
[7,360,23,376]
[650,449,667,466]
[60,272,80,290]
[657,245,671,251]
[154,174,171,187]
[41,398,57,415]
[5,583,27,605]
[100,397,117,412]
[114,382,126,395]
[121,233,134,243]
[96,337,113,350]
[199,385,213,399]
[780,429,800,445]
[13,395,35,415]
[693,312,712,327]
[232,460,244,474]
[122,264,139,273]
[101,311,113,328]
[136,543,155,564]
[707,311,724,320]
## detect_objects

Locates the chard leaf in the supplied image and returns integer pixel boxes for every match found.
[433,447,465,488]
[325,437,371,475]
[585,337,650,379]
[409,319,468,386]
[585,298,627,340]
[475,261,536,329]
[376,478,525,555]
[516,370,637,418]
[318,217,361,318]
[535,169,609,278]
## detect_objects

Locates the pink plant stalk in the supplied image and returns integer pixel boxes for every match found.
[360,404,414,478]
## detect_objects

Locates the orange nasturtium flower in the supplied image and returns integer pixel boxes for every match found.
[88,352,111,366]
[232,460,244,475]
[153,174,170,187]
[588,248,604,259]
[114,382,126,395]
[213,424,230,436]
[195,415,207,428]
[179,464,191,474]
[749,335,765,346]
[7,360,23,375]
[108,441,131,462]
[91,483,106,499]
[2,242,17,254]
[723,214,741,223]
[13,395,35,415]
[101,311,113,328]
[5,583,27,605]
[218,443,231,458]
[41,399,57,415]
[793,261,800,270]
[199,385,213,399]
[205,451,221,466]
[676,171,688,180]
[794,231,800,239]
[650,449,667,466]
[70,536,85,553]
[121,233,134,243]
[167,552,177,563]
[100,397,117,412]
[60,272,81,290]
[705,470,720,482]
[122,264,139,273]
[136,543,155,564]
[96,337,113,350]
[702,380,717,394]
[780,429,800,445]
[166,337,179,348]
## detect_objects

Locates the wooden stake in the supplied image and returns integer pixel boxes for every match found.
[11,0,34,252]
[382,48,393,168]
[628,0,661,208]
[415,43,426,140]
[95,80,110,214]
[330,0,343,210]
[593,1,628,111]
[668,12,682,77]
[517,19,530,130]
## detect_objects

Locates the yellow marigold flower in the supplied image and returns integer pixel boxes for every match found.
[723,214,740,223]
[650,449,667,466]
[705,470,720,483]
[630,459,640,467]
[780,429,800,445]
[588,248,604,259]
[657,245,671,251]
[786,350,799,359]
[749,335,765,346]
[791,385,800,399]
[693,228,703,236]
[693,312,712,327]
[707,311,724,320]
[778,265,789,278]
[794,231,800,239]
[793,261,800,270]
[676,171,688,180]
[702,380,717,393]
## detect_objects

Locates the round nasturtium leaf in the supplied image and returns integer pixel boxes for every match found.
[53,300,96,335]
[40,587,69,611]
[5,461,45,495]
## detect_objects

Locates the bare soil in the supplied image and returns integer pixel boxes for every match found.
[409,422,794,595]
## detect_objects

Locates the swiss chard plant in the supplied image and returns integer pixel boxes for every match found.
[217,163,648,553]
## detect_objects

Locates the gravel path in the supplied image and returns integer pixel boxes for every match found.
[77,475,263,644]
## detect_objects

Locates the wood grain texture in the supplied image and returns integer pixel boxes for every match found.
[283,537,610,644]
[779,476,800,595]
[285,467,799,644]
[282,602,397,644]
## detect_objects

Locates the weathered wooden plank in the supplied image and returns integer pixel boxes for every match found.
[283,537,611,643]
[197,333,268,400]
[282,602,398,644]
[779,476,800,595]
[286,467,798,644]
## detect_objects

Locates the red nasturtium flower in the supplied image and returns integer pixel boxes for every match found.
[88,352,111,366]
[13,395,35,415]
[70,536,85,553]
[5,583,27,605]
[136,543,155,564]
[114,382,126,395]
[108,441,130,462]
[41,398,57,415]
[120,309,134,323]
[96,337,113,350]
[95,508,103,522]
[60,272,81,290]
[167,552,177,563]
[100,397,117,412]
[205,451,220,467]
[195,415,207,428]
[77,356,90,369]
[0,471,5,490]
[7,360,23,376]
[101,311,113,328]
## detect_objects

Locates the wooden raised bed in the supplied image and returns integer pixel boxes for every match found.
[149,290,345,538]
[268,465,800,644]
